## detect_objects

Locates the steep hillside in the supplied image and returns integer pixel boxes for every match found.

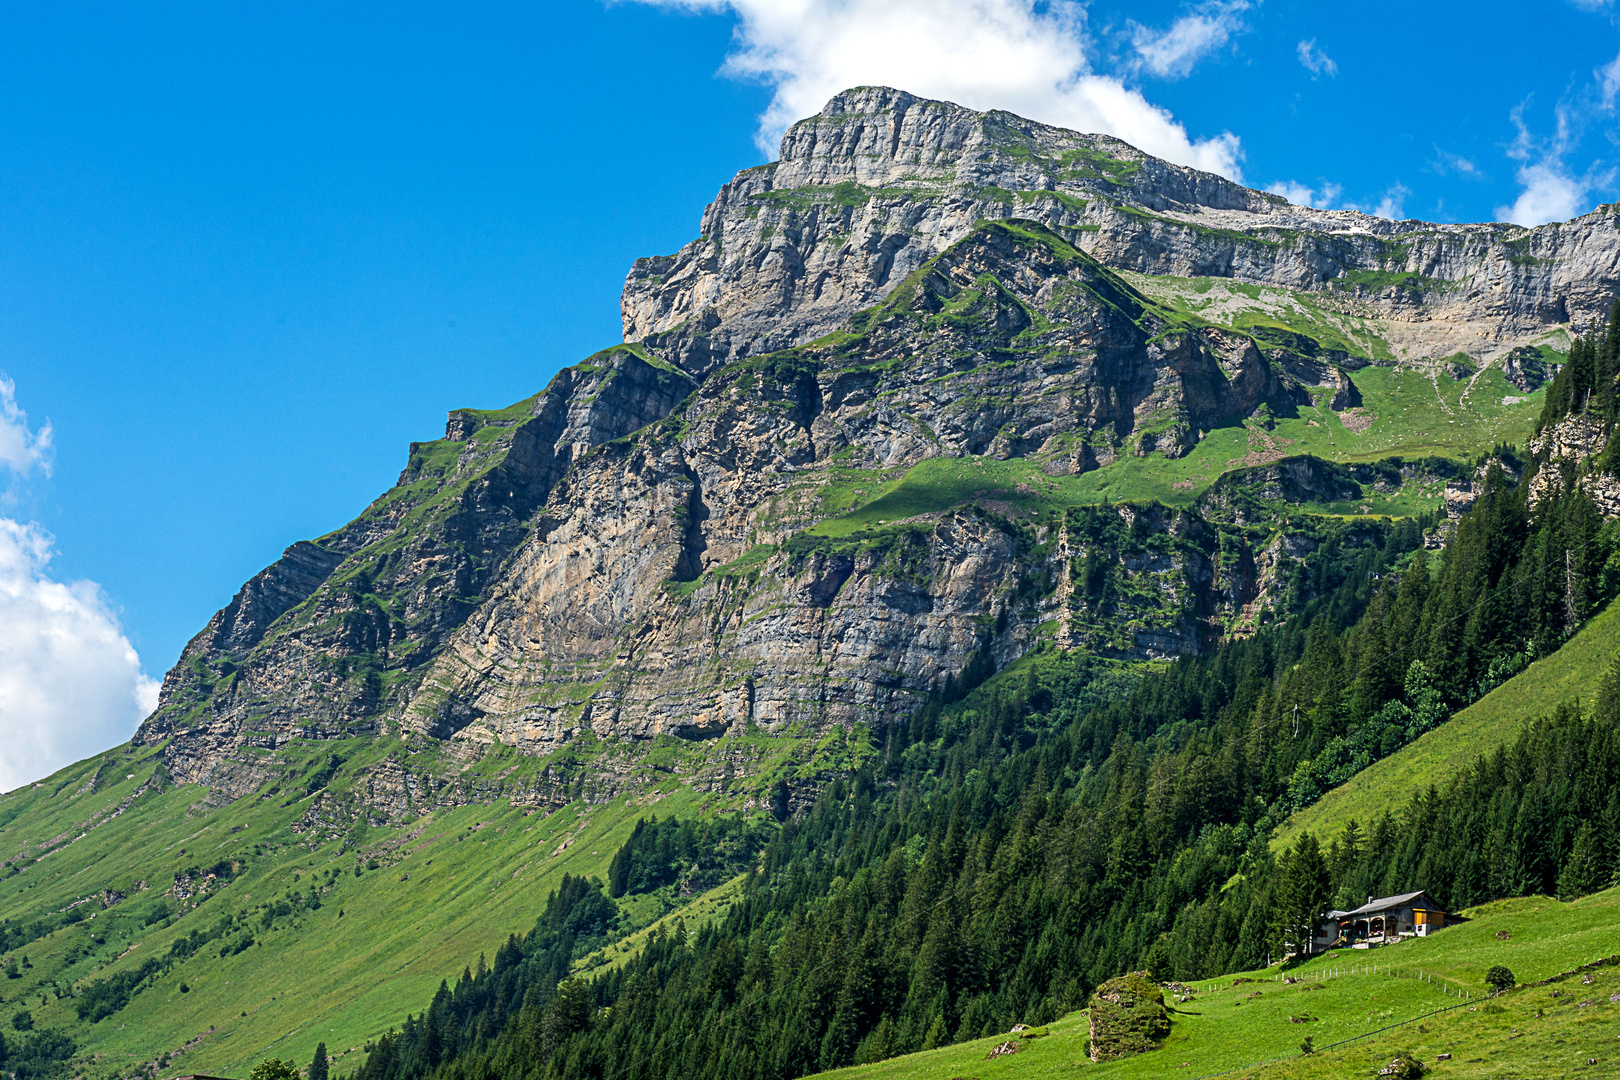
[1275,595,1620,850]
[0,735,785,1078]
[7,85,1620,1080]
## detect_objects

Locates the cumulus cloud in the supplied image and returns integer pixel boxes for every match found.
[630,0,1245,178]
[0,376,53,479]
[1266,178,1408,219]
[0,380,157,792]
[1295,38,1337,78]
[1497,161,1589,226]
[1130,1,1250,80]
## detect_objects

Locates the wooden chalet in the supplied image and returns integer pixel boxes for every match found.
[1315,890,1447,949]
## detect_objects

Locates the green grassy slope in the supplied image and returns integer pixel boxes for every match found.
[581,873,748,976]
[800,368,1541,537]
[1274,598,1620,851]
[1064,363,1542,509]
[802,888,1620,1080]
[0,739,723,1079]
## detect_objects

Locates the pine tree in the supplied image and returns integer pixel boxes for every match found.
[249,1060,299,1080]
[541,977,592,1055]
[308,1043,328,1080]
[1556,820,1605,900]
[1274,833,1331,960]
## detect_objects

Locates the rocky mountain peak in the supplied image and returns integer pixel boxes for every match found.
[132,87,1619,817]
[623,86,1615,380]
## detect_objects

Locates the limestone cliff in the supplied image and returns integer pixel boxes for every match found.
[624,86,1608,378]
[135,87,1613,809]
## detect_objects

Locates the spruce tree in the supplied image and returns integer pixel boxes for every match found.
[308,1043,328,1080]
[1275,833,1331,960]
[1556,821,1605,900]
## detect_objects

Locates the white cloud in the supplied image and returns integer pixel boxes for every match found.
[630,0,1245,178]
[0,376,52,478]
[1497,161,1589,226]
[1266,179,1407,219]
[1598,50,1620,109]
[1494,104,1603,226]
[1372,183,1410,220]
[1430,149,1482,179]
[0,379,157,792]
[1266,179,1339,208]
[1295,38,1337,78]
[0,520,159,792]
[1131,1,1250,80]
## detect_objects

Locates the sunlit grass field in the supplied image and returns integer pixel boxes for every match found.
[807,889,1620,1080]
[0,738,718,1078]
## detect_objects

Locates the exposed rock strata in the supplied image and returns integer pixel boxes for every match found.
[136,87,1620,810]
[625,87,1612,378]
[1528,413,1620,514]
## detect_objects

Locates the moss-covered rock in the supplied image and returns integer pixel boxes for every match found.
[1087,972,1170,1062]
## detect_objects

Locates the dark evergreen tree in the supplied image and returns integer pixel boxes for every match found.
[1273,833,1331,960]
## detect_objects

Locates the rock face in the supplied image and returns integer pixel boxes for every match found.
[135,87,1619,808]
[1087,973,1171,1061]
[1527,413,1620,514]
[625,86,1614,378]
[137,346,696,797]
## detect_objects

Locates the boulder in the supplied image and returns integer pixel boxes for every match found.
[1088,973,1171,1062]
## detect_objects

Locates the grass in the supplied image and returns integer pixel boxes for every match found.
[1068,365,1540,508]
[1274,597,1620,851]
[805,456,1076,535]
[803,888,1620,1080]
[791,355,1539,539]
[579,873,748,976]
[797,361,1539,536]
[0,730,801,1079]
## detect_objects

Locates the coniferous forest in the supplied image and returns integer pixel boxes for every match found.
[343,311,1620,1080]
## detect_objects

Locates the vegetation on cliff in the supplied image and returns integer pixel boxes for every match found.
[338,337,1620,1080]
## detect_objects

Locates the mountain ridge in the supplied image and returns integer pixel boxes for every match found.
[124,86,1605,818]
[623,86,1610,377]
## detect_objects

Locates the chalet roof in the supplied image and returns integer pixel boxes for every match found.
[1341,891,1435,918]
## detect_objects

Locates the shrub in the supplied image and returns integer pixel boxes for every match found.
[249,1059,299,1080]
[1486,965,1516,993]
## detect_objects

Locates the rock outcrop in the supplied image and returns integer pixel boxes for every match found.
[1526,413,1620,515]
[1087,973,1171,1061]
[134,87,1619,809]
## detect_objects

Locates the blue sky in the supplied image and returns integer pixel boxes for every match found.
[2,0,1620,785]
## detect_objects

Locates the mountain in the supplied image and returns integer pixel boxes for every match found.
[4,86,1620,1080]
[136,86,1593,812]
